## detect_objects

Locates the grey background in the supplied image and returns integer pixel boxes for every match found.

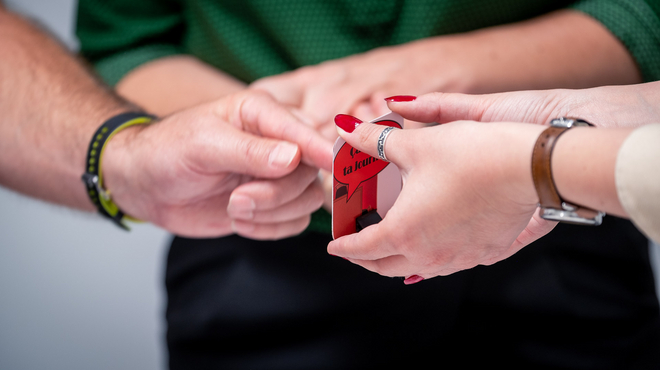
[1,2,168,370]
[1,1,659,369]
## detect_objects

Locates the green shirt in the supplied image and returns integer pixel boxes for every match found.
[77,0,660,234]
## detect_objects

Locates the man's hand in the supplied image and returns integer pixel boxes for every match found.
[103,91,333,239]
[251,40,463,140]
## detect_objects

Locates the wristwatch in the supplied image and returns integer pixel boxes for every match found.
[531,117,605,226]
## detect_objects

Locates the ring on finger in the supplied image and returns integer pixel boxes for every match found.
[377,126,397,162]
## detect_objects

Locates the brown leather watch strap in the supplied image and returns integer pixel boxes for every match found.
[532,126,567,210]
[531,124,601,220]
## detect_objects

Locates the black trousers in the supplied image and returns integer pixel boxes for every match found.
[166,217,660,369]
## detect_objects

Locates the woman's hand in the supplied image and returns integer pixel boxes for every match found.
[386,82,660,129]
[327,116,556,281]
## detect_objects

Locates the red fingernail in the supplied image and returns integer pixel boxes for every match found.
[403,275,424,285]
[334,114,362,133]
[384,95,417,102]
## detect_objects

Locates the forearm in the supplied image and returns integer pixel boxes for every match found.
[0,10,133,210]
[116,56,246,116]
[408,9,641,94]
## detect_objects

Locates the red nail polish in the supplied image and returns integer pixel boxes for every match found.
[384,95,417,102]
[403,275,424,285]
[334,114,362,133]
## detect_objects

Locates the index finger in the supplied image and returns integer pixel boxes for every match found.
[386,91,561,125]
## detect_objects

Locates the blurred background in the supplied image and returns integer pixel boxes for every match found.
[1,2,168,369]
[1,1,659,369]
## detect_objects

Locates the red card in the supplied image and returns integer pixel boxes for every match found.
[331,112,403,239]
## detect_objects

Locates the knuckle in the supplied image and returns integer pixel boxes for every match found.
[240,138,268,163]
[357,125,380,151]
[389,229,410,253]
[363,232,387,256]
[237,140,263,159]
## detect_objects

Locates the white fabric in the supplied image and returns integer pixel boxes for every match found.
[616,124,660,243]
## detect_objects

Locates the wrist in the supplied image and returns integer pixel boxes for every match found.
[499,122,546,207]
[464,122,543,210]
[101,123,147,217]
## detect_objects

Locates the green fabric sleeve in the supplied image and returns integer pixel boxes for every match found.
[76,0,184,86]
[571,0,660,82]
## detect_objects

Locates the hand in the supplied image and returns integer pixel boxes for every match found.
[251,40,470,213]
[384,82,660,129]
[250,38,470,140]
[103,91,333,239]
[327,116,556,280]
[227,163,325,239]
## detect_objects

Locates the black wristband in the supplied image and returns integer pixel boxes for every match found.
[82,112,155,230]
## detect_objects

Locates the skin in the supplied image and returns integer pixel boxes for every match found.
[251,10,640,135]
[0,8,332,239]
[115,56,333,230]
[250,9,641,214]
[103,91,332,238]
[327,83,660,281]
[0,7,131,210]
[114,9,641,221]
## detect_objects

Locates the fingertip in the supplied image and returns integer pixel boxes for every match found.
[327,238,341,255]
[384,96,417,114]
[327,234,353,258]
[334,114,362,133]
[335,125,349,140]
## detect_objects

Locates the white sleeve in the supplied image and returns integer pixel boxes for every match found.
[615,123,660,243]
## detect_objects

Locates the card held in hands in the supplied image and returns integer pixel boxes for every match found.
[332,112,403,239]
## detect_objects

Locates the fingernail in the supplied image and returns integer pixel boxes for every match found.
[334,114,362,133]
[269,142,299,169]
[384,95,417,102]
[403,275,424,285]
[228,194,255,220]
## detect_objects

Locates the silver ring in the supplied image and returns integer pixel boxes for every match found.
[377,126,396,162]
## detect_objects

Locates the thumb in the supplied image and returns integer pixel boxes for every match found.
[196,126,302,178]
[328,221,396,260]
[234,91,333,172]
[334,114,408,166]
